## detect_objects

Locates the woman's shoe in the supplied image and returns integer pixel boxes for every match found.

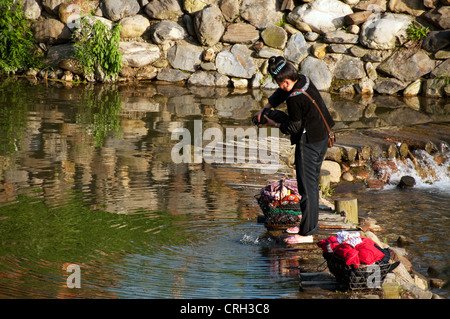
[284,226,300,234]
[284,235,313,244]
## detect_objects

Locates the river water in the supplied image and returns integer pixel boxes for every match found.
[0,77,448,299]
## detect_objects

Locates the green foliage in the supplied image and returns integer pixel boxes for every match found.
[0,0,42,73]
[72,18,122,82]
[76,86,122,146]
[406,22,430,42]
[0,78,35,155]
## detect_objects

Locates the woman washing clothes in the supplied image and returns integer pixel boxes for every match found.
[254,56,335,244]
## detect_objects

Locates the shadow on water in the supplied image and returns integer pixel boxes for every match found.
[0,77,448,298]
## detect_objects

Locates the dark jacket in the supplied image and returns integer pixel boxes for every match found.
[268,74,335,145]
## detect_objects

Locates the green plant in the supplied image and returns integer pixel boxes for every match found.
[275,16,286,28]
[0,0,42,73]
[72,17,122,82]
[406,22,429,42]
[436,73,450,86]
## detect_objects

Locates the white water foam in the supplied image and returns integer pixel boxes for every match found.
[383,145,450,192]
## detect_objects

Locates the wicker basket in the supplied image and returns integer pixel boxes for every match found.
[256,196,302,230]
[324,253,394,290]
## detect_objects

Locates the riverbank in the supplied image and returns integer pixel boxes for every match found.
[224,121,449,298]
[254,128,448,298]
[9,0,450,98]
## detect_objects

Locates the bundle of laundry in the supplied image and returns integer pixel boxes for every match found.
[258,179,301,209]
[318,231,390,268]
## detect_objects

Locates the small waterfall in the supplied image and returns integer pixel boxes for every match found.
[384,143,450,190]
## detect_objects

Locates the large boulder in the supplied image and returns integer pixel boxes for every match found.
[150,21,186,44]
[220,0,239,22]
[374,78,408,94]
[261,24,288,50]
[240,0,283,29]
[423,6,450,29]
[360,13,413,49]
[221,23,260,44]
[167,40,203,72]
[388,0,426,16]
[287,0,353,34]
[102,0,140,22]
[377,48,435,82]
[41,0,64,15]
[157,68,191,82]
[119,42,161,68]
[215,44,256,79]
[144,0,183,20]
[187,71,230,87]
[23,0,42,20]
[193,4,225,47]
[422,30,450,53]
[33,18,72,45]
[300,57,332,91]
[334,56,366,80]
[120,15,151,38]
[284,32,309,65]
[43,43,76,67]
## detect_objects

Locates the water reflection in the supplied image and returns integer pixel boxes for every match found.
[0,78,449,299]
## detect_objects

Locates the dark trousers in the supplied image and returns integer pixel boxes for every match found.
[295,134,328,236]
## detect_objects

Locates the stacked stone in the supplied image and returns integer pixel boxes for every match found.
[23,0,450,97]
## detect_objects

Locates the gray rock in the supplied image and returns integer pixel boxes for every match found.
[261,25,288,50]
[250,72,264,88]
[304,32,319,42]
[334,56,365,80]
[215,44,256,79]
[423,78,447,97]
[344,11,373,25]
[284,32,308,65]
[41,0,64,15]
[183,0,219,13]
[423,5,450,29]
[43,43,76,67]
[119,42,161,68]
[256,47,284,59]
[287,0,353,34]
[240,0,283,30]
[363,53,382,63]
[103,0,140,22]
[328,44,349,54]
[144,0,183,20]
[23,0,42,20]
[194,4,225,47]
[360,13,412,49]
[59,58,83,75]
[300,56,332,91]
[378,48,435,82]
[422,30,450,53]
[430,59,450,78]
[157,68,191,82]
[220,0,240,22]
[374,78,407,94]
[353,0,387,12]
[188,71,229,87]
[167,40,203,72]
[388,0,426,16]
[221,23,260,44]
[33,18,72,45]
[349,46,367,57]
[150,21,186,44]
[323,30,359,44]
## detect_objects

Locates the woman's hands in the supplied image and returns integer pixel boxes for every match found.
[253,104,279,128]
[260,115,279,128]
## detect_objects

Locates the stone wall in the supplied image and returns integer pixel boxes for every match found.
[23,0,450,97]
